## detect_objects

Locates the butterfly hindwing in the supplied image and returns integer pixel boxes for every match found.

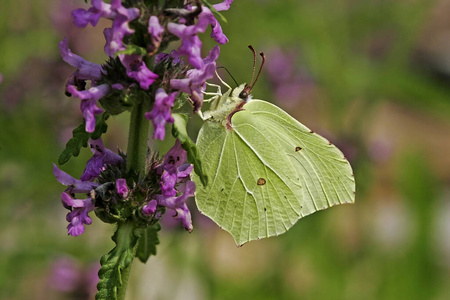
[195,112,304,246]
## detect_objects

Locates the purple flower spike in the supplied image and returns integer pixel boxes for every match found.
[119,54,158,90]
[145,88,177,140]
[67,84,110,133]
[53,163,99,194]
[116,178,129,198]
[61,192,95,236]
[59,38,103,81]
[80,138,123,181]
[142,199,158,216]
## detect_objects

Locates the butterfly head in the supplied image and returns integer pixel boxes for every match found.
[231,83,252,102]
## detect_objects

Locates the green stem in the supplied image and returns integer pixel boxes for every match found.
[118,264,132,300]
[117,95,151,300]
[116,220,137,300]
[126,93,151,175]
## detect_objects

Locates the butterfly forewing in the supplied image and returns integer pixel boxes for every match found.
[243,100,356,216]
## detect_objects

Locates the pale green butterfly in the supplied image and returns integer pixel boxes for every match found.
[192,48,355,246]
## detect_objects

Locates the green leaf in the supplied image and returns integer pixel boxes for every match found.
[135,223,161,263]
[115,44,147,57]
[96,221,139,300]
[172,113,208,186]
[58,113,109,165]
[201,0,228,23]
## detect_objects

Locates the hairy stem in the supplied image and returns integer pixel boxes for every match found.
[117,95,151,300]
[126,94,151,175]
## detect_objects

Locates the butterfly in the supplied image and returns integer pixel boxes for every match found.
[192,47,355,246]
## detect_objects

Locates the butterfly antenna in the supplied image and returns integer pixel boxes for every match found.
[248,45,257,86]
[250,52,266,90]
[216,66,239,87]
[239,47,266,99]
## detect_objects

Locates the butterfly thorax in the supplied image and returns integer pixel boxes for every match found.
[202,83,251,128]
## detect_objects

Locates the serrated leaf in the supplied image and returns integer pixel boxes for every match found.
[136,223,161,263]
[115,44,147,57]
[201,0,228,23]
[172,113,208,186]
[96,222,139,300]
[58,113,109,165]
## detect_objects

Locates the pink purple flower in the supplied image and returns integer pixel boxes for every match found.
[142,140,195,231]
[71,0,113,28]
[142,199,158,215]
[197,6,228,44]
[61,192,95,236]
[59,38,104,90]
[53,163,99,193]
[170,46,219,112]
[167,22,204,69]
[80,138,123,181]
[213,0,234,11]
[71,0,140,57]
[119,54,159,90]
[106,0,140,56]
[148,16,164,48]
[72,6,103,27]
[145,88,178,140]
[67,84,110,133]
[116,178,129,198]
[166,1,231,69]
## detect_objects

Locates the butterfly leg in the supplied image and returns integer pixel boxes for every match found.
[204,82,222,96]
[215,70,231,89]
[196,109,212,121]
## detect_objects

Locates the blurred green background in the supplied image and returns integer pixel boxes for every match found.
[1,0,450,299]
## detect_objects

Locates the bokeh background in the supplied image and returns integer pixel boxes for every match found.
[1,0,450,299]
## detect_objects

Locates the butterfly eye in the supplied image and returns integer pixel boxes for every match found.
[239,90,249,99]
